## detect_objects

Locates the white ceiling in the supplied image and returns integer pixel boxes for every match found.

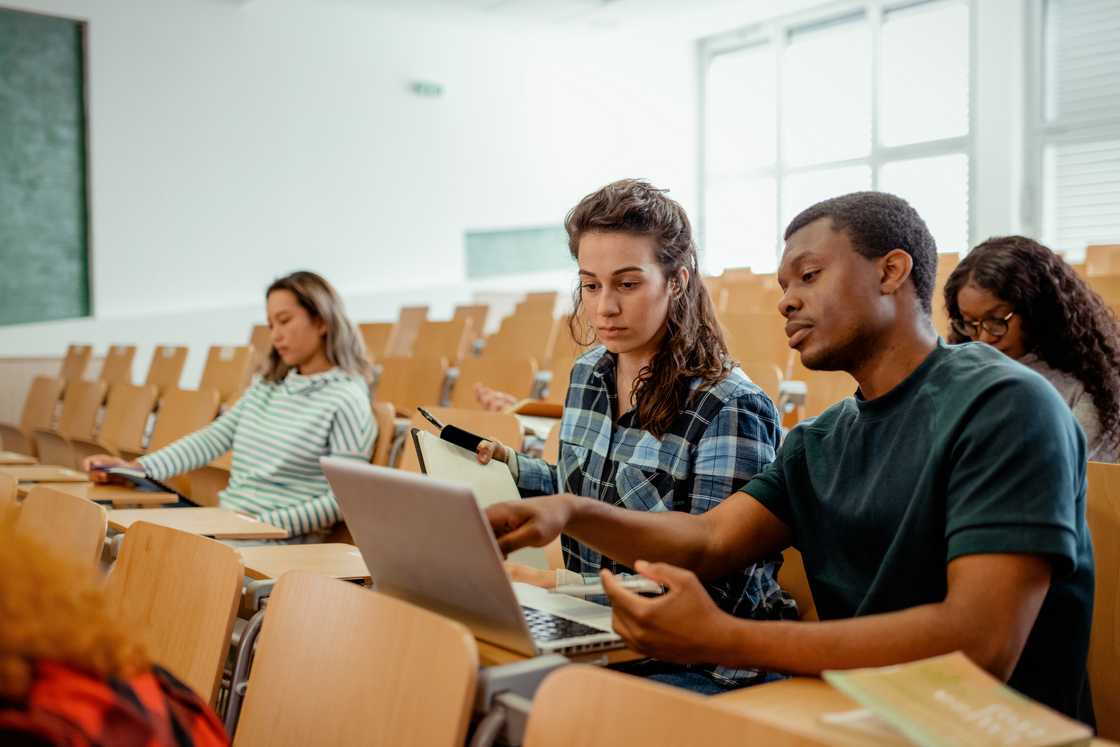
[351,0,831,37]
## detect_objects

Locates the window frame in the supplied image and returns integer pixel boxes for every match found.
[697,0,976,272]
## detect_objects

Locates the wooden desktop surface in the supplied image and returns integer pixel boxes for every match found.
[17,481,177,507]
[107,507,288,539]
[476,639,641,669]
[237,543,370,581]
[0,451,37,466]
[0,465,89,483]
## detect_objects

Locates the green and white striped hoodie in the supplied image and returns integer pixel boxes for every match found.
[138,368,375,536]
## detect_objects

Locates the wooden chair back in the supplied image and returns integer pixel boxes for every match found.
[233,572,477,747]
[544,315,591,367]
[523,665,829,747]
[1087,461,1120,739]
[144,346,188,394]
[515,291,558,317]
[789,361,857,421]
[1086,244,1120,277]
[0,376,66,456]
[359,322,394,362]
[30,432,77,470]
[371,401,397,466]
[932,252,961,339]
[738,360,783,409]
[249,324,272,370]
[384,305,429,357]
[148,388,222,451]
[1089,275,1120,307]
[97,345,136,385]
[453,303,490,342]
[701,275,724,308]
[720,280,782,315]
[399,407,523,473]
[0,473,15,507]
[542,424,561,463]
[451,355,537,409]
[414,318,473,364]
[544,354,576,406]
[80,383,160,456]
[375,356,447,417]
[722,312,793,379]
[199,345,254,406]
[16,486,107,568]
[485,313,556,363]
[104,521,242,703]
[21,375,66,434]
[59,344,93,385]
[56,378,109,440]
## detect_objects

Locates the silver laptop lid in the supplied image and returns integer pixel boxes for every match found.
[321,456,537,656]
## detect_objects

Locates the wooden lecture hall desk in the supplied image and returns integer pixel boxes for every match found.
[0,465,89,483]
[0,451,37,466]
[475,639,641,669]
[237,543,370,582]
[107,507,288,540]
[16,481,177,507]
[713,678,1117,747]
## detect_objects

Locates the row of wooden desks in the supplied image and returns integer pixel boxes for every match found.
[0,450,38,466]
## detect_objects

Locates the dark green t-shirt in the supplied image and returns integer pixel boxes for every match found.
[745,340,1094,722]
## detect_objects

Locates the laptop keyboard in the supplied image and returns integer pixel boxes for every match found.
[521,606,603,642]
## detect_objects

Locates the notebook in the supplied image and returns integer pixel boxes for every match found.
[411,427,549,570]
[822,652,1093,747]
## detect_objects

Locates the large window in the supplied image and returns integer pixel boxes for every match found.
[1030,0,1120,254]
[701,1,971,274]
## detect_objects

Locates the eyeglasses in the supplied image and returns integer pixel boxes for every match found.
[950,310,1015,340]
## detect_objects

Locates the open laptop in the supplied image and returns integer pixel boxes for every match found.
[321,456,623,657]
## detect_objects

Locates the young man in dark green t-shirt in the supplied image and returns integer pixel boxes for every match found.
[485,191,1095,723]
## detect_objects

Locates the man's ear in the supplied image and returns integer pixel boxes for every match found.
[879,249,914,297]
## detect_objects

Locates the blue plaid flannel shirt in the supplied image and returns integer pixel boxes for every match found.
[513,345,797,685]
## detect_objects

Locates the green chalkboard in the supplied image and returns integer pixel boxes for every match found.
[464,226,574,279]
[0,8,90,326]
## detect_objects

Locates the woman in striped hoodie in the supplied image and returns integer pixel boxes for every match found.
[84,271,375,540]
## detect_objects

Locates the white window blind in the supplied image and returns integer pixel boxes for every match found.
[1038,0,1120,251]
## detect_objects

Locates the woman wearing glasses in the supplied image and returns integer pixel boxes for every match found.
[944,235,1120,462]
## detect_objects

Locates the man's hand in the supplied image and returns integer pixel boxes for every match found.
[602,560,736,664]
[504,562,556,588]
[485,495,575,556]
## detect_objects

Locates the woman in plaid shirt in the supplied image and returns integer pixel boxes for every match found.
[479,179,795,692]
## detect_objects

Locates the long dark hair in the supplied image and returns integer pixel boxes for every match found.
[263,271,372,384]
[944,236,1120,452]
[565,179,729,437]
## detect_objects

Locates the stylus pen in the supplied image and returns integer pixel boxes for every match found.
[417,407,489,453]
[417,406,445,430]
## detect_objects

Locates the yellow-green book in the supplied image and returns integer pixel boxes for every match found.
[823,652,1093,747]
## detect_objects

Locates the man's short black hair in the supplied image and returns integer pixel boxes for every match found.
[784,191,937,314]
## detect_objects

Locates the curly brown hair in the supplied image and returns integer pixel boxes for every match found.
[944,236,1120,453]
[0,513,149,700]
[564,179,730,437]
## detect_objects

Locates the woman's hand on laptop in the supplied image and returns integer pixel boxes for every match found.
[601,561,735,665]
[486,495,574,556]
[503,562,556,588]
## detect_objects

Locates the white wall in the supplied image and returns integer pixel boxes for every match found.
[0,0,697,385]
